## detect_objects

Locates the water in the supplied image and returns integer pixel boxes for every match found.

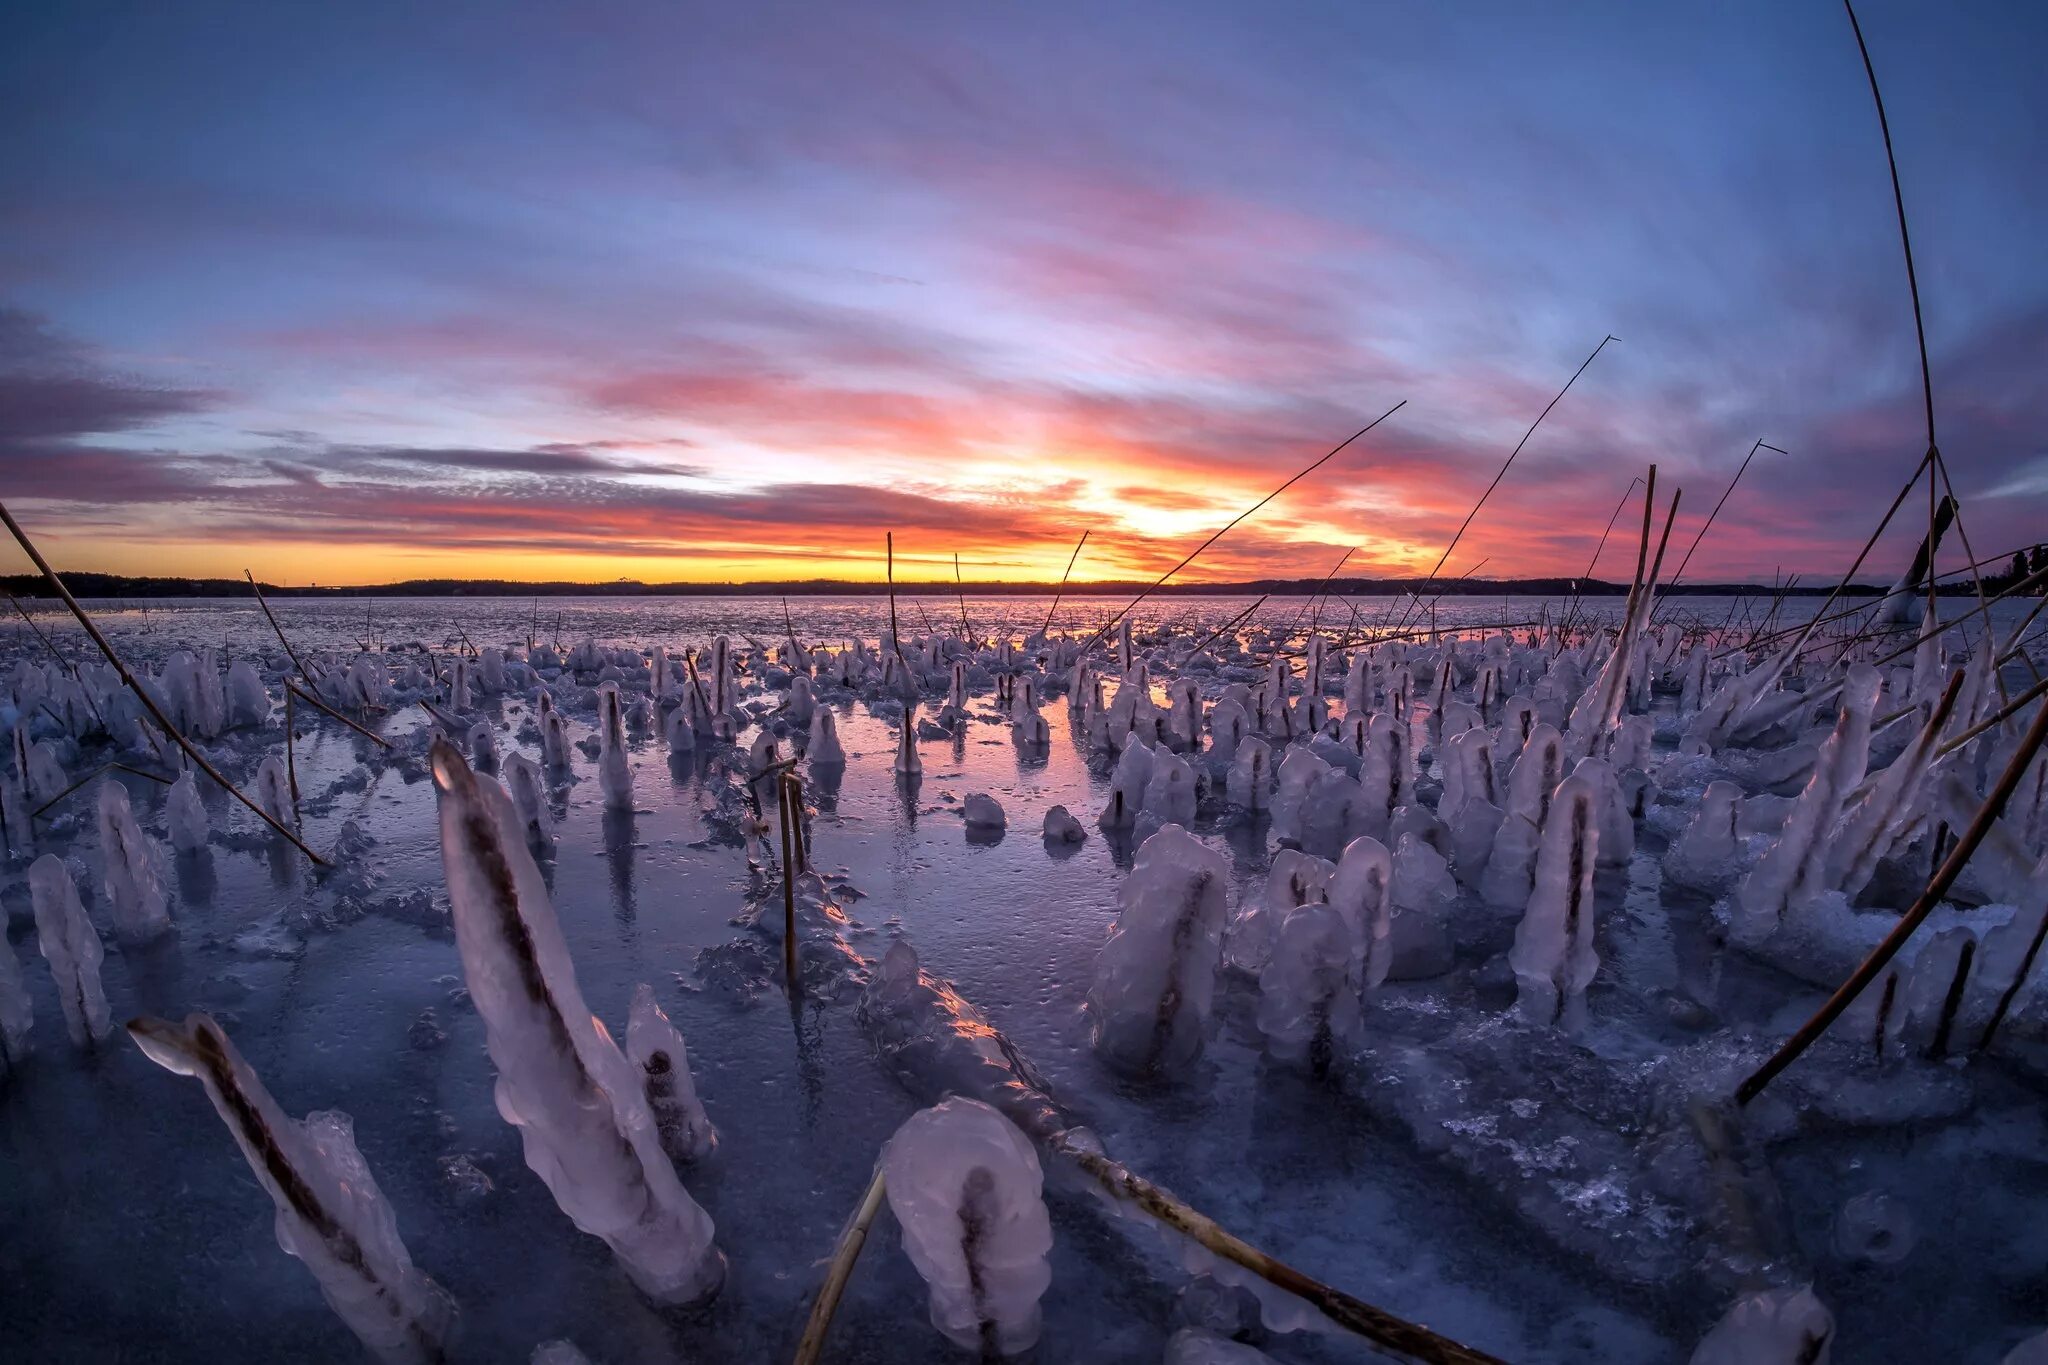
[0,594,2039,1364]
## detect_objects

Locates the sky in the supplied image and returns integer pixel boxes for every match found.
[2,0,2044,588]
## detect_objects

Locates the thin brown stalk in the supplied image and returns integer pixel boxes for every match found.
[245,569,319,684]
[1039,528,1090,638]
[283,679,393,749]
[790,1168,889,1365]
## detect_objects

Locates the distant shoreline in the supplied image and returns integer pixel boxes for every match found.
[0,570,1930,600]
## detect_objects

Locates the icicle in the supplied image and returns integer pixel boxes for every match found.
[881,1097,1053,1356]
[97,780,171,940]
[1733,664,1882,944]
[595,682,632,810]
[1509,761,1603,1028]
[504,752,554,848]
[1086,823,1228,1073]
[626,983,718,1164]
[428,741,725,1305]
[29,853,111,1047]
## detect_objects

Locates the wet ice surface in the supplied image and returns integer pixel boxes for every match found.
[0,594,2043,1364]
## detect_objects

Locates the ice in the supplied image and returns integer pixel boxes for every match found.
[428,740,725,1305]
[531,1342,596,1365]
[807,706,844,765]
[896,702,924,776]
[1733,664,1881,945]
[1225,847,1333,975]
[1041,804,1085,844]
[29,853,112,1047]
[127,1013,455,1363]
[165,769,209,853]
[1665,779,1742,890]
[625,983,718,1165]
[503,752,555,847]
[1255,897,1360,1066]
[963,793,1006,832]
[1085,823,1229,1074]
[1328,834,1395,995]
[1223,735,1271,810]
[880,1097,1054,1356]
[252,753,296,833]
[225,660,270,728]
[1142,748,1198,826]
[2007,1330,2048,1364]
[1099,735,1153,830]
[24,737,66,804]
[97,778,172,940]
[662,698,695,754]
[1689,1286,1834,1365]
[1481,721,1567,908]
[1165,1328,1279,1363]
[0,911,33,1072]
[595,682,632,809]
[1509,760,1603,1028]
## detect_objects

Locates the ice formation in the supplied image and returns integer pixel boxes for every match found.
[29,853,111,1047]
[807,707,845,765]
[503,752,555,848]
[429,740,724,1305]
[1509,761,1603,1028]
[97,779,171,940]
[625,983,718,1165]
[1086,824,1229,1073]
[1733,663,1882,944]
[225,660,270,728]
[880,1097,1054,1356]
[467,718,497,767]
[895,703,923,777]
[252,754,296,834]
[963,793,1006,833]
[127,1013,455,1363]
[1689,1286,1834,1365]
[1164,1329,1280,1363]
[595,682,632,810]
[165,769,209,853]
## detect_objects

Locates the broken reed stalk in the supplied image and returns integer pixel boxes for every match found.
[0,502,329,865]
[1734,694,2048,1105]
[1557,475,1643,642]
[884,532,905,667]
[1181,596,1268,667]
[1931,450,2017,699]
[284,685,301,810]
[8,590,76,675]
[778,773,800,995]
[1651,439,1785,624]
[1039,528,1090,638]
[10,589,109,731]
[952,551,973,646]
[1050,1136,1505,1365]
[31,760,173,821]
[244,569,319,684]
[1285,546,1356,636]
[790,1167,889,1365]
[1978,897,2048,1052]
[1393,336,1615,635]
[1072,399,1405,659]
[283,679,394,749]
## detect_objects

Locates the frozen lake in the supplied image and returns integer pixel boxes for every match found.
[1,593,2044,1365]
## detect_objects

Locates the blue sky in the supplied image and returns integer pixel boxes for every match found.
[2,0,2042,583]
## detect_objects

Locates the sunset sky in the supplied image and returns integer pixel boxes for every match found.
[2,1,2044,587]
